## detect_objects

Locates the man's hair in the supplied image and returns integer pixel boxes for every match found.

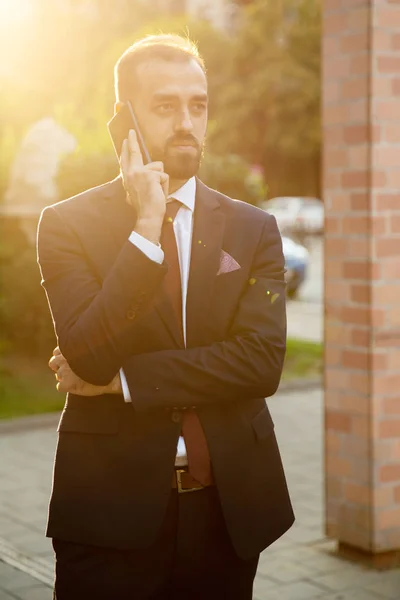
[114,34,206,102]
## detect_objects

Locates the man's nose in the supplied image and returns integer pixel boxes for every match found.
[174,108,193,133]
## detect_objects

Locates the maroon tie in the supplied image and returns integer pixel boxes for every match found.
[161,201,212,486]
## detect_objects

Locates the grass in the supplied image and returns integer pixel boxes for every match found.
[0,339,322,420]
[282,338,323,381]
[0,361,63,420]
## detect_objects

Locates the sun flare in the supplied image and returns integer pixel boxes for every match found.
[0,0,33,26]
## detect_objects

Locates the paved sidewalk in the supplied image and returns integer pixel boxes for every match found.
[287,299,322,343]
[0,562,51,600]
[1,388,399,599]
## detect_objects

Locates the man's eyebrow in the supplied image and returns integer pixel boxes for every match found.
[152,93,177,102]
[152,93,208,102]
[192,94,208,102]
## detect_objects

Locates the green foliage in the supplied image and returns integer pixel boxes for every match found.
[0,363,63,420]
[0,219,56,359]
[209,0,321,162]
[272,0,321,157]
[57,152,119,200]
[199,153,262,205]
[208,0,321,197]
[0,126,19,200]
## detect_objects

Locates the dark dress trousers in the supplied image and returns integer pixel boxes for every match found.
[37,177,294,583]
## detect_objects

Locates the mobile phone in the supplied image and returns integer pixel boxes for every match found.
[107,100,151,164]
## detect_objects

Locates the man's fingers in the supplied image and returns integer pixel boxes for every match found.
[160,172,169,199]
[146,161,164,173]
[53,347,61,356]
[120,138,130,174]
[57,381,76,393]
[128,163,164,178]
[128,129,144,168]
[48,355,60,372]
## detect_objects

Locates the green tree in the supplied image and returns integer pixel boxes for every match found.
[210,0,321,197]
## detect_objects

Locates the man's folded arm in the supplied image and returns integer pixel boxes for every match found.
[122,217,287,409]
[37,205,167,386]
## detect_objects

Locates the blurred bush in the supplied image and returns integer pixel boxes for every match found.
[0,217,55,360]
[200,153,264,206]
[57,152,119,200]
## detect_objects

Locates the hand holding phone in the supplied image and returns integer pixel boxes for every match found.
[108,101,152,164]
[108,104,168,244]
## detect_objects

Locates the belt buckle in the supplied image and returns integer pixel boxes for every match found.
[175,468,202,494]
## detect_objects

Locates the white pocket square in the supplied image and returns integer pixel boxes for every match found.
[217,250,241,276]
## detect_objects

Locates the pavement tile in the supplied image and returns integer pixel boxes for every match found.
[258,557,323,583]
[297,514,325,528]
[10,586,52,600]
[0,519,33,541]
[0,591,18,600]
[0,563,45,594]
[266,546,323,564]
[8,531,52,557]
[364,571,400,599]
[255,580,329,600]
[294,552,358,575]
[316,590,389,600]
[312,568,387,593]
[253,575,279,599]
[0,564,38,593]
[283,525,325,545]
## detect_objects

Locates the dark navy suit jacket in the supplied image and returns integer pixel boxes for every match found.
[37,177,294,559]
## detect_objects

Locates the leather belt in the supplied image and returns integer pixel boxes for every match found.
[172,467,214,494]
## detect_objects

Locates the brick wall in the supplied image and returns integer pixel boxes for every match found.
[323,0,400,556]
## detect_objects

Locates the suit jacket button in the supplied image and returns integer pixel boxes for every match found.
[171,411,181,423]
[126,309,136,320]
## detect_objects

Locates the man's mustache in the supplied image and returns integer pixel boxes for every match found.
[166,135,200,150]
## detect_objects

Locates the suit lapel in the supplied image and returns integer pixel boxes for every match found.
[186,180,225,347]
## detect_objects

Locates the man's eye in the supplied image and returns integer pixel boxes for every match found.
[192,103,207,112]
[156,103,174,112]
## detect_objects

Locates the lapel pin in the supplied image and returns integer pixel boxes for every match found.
[249,278,257,285]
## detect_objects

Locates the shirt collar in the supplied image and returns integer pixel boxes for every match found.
[168,177,196,212]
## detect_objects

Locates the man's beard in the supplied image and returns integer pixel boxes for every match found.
[153,135,204,179]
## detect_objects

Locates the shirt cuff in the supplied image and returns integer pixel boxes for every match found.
[120,369,131,403]
[129,231,164,264]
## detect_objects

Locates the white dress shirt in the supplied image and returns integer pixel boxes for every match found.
[120,176,196,465]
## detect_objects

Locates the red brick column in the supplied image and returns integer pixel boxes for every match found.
[323,0,400,566]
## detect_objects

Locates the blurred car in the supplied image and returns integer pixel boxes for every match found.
[262,196,323,236]
[282,236,309,298]
[292,201,324,236]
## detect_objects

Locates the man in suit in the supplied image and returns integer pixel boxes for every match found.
[37,34,294,600]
